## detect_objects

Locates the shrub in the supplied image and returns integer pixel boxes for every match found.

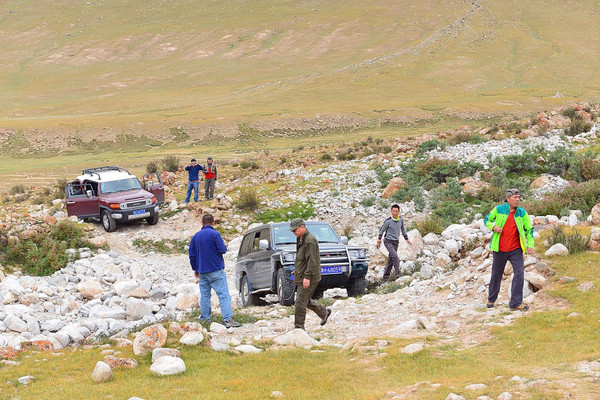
[411,216,444,235]
[0,220,96,276]
[547,225,588,254]
[279,156,288,165]
[360,196,376,207]
[416,158,459,184]
[373,164,392,188]
[469,134,488,144]
[256,201,314,223]
[430,180,464,207]
[577,151,600,181]
[416,139,445,157]
[475,185,505,203]
[9,184,26,195]
[492,150,539,175]
[146,160,159,173]
[565,117,592,136]
[391,186,426,211]
[236,188,260,211]
[433,201,469,227]
[547,147,580,180]
[240,160,260,170]
[560,107,577,119]
[161,155,180,173]
[320,153,333,162]
[54,178,67,199]
[524,179,600,217]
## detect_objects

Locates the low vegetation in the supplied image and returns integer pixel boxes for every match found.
[0,220,97,276]
[256,201,314,223]
[132,238,188,255]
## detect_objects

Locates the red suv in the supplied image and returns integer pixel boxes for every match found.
[65,166,165,232]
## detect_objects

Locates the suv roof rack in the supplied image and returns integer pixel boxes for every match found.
[81,166,131,180]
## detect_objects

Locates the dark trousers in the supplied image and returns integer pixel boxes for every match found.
[205,178,215,199]
[488,248,525,309]
[383,240,400,278]
[294,281,327,329]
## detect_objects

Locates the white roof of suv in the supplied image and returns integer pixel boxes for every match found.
[77,167,137,183]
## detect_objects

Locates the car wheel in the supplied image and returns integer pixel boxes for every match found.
[277,268,296,306]
[346,275,366,297]
[146,212,159,226]
[101,210,117,232]
[240,275,261,308]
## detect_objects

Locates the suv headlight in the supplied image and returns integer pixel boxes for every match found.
[281,252,296,263]
[348,249,366,260]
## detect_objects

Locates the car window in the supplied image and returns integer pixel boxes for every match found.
[67,182,93,197]
[272,223,340,245]
[259,228,271,248]
[239,234,253,258]
[100,178,142,194]
[250,231,261,253]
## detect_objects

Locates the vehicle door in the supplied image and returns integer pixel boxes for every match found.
[243,229,272,290]
[236,233,253,286]
[65,181,99,218]
[142,172,165,204]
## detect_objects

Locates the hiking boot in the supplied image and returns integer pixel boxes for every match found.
[320,308,332,326]
[486,302,494,308]
[224,319,241,328]
[510,304,529,311]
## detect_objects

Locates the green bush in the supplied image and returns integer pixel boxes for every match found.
[256,202,314,223]
[577,151,600,181]
[430,180,464,207]
[146,160,159,173]
[416,158,459,184]
[161,155,180,173]
[492,149,539,175]
[240,160,260,170]
[360,196,376,207]
[0,220,96,276]
[433,201,469,227]
[411,216,444,235]
[560,107,577,119]
[373,164,393,188]
[524,179,600,217]
[320,153,333,161]
[279,156,288,165]
[547,225,588,254]
[391,186,426,211]
[9,184,26,195]
[547,147,580,180]
[416,139,445,157]
[236,188,260,211]
[565,117,592,136]
[54,178,67,199]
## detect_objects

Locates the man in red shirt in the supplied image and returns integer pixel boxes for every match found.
[485,188,535,311]
[203,157,217,200]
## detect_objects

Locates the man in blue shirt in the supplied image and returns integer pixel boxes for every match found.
[184,158,203,203]
[189,214,240,328]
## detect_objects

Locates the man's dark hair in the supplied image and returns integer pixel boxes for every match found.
[202,214,214,225]
[391,204,400,210]
[191,158,196,162]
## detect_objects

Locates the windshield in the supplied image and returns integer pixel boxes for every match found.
[273,223,340,245]
[100,178,142,194]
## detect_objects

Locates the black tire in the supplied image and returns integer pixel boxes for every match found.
[239,275,262,308]
[346,275,366,297]
[101,210,117,232]
[312,288,325,299]
[146,212,159,226]
[277,268,296,306]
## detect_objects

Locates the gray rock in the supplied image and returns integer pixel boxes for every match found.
[23,314,40,335]
[91,361,113,382]
[152,348,181,362]
[234,344,263,354]
[4,314,27,333]
[401,342,424,354]
[545,243,569,257]
[17,375,34,385]
[179,331,204,346]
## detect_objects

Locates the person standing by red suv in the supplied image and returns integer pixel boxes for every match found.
[203,157,217,200]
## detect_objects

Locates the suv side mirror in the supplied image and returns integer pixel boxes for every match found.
[86,190,93,198]
[340,236,349,245]
[258,239,269,250]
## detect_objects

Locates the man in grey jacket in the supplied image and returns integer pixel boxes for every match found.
[376,204,412,280]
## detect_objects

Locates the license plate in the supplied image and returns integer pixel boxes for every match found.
[321,266,343,275]
[133,209,146,215]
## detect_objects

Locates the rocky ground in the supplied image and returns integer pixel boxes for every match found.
[1,107,600,398]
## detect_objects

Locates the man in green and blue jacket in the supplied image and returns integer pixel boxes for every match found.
[484,188,535,311]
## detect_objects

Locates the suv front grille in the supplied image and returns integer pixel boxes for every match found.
[121,199,150,209]
[320,250,349,265]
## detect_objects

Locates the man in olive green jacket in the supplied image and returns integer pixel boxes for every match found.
[290,218,331,330]
[484,188,535,311]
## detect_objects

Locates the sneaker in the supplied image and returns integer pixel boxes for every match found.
[320,308,332,326]
[224,319,241,328]
[486,302,494,308]
[510,304,529,311]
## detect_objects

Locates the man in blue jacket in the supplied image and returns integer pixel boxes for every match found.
[184,158,203,203]
[189,214,240,328]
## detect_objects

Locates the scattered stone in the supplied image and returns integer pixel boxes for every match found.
[133,324,168,356]
[17,375,34,385]
[152,348,181,362]
[497,392,513,400]
[401,343,424,354]
[577,281,595,292]
[179,331,204,346]
[150,355,186,376]
[210,322,227,334]
[464,383,487,391]
[544,243,568,257]
[445,394,465,400]
[91,361,113,382]
[270,391,285,398]
[104,355,138,369]
[234,344,263,354]
[273,329,319,349]
[0,346,18,360]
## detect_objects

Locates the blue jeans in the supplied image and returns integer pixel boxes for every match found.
[185,181,199,202]
[198,268,233,322]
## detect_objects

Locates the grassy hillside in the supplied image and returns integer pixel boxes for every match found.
[0,0,598,131]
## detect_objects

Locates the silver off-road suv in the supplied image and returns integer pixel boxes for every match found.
[235,221,369,307]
